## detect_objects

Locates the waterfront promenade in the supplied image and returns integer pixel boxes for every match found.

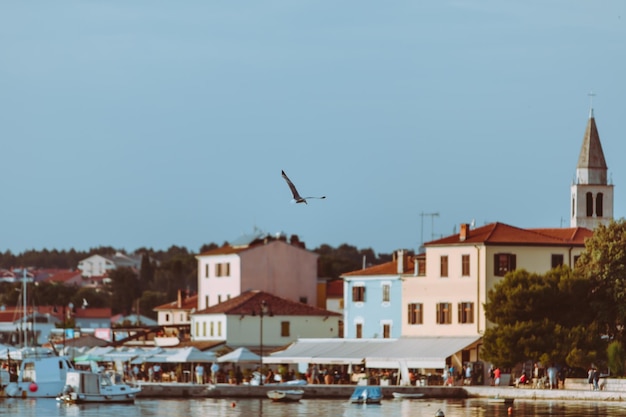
[136,379,626,402]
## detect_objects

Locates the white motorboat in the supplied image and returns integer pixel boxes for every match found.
[267,389,304,402]
[56,370,141,404]
[4,347,74,398]
[392,392,424,399]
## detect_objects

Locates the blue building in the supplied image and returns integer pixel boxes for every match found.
[340,251,411,339]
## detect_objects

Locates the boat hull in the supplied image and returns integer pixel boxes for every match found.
[56,370,142,404]
[267,389,304,402]
[57,390,140,404]
[392,392,424,399]
[350,386,382,404]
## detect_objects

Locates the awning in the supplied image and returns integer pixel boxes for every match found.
[365,336,480,369]
[264,338,392,365]
[265,336,480,369]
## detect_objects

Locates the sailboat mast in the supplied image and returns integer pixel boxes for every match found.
[22,268,27,347]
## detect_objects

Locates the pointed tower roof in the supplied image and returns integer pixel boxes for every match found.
[577,108,607,171]
[574,107,608,186]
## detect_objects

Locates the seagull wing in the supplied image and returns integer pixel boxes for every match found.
[281,170,303,200]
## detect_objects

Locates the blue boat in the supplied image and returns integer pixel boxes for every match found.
[350,386,382,404]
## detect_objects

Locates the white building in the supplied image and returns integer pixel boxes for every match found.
[196,233,319,310]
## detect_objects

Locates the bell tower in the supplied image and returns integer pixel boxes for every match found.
[570,103,614,229]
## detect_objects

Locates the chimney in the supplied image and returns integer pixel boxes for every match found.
[397,250,405,274]
[177,289,182,308]
[460,223,470,242]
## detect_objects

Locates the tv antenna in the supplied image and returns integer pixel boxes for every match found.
[420,211,440,250]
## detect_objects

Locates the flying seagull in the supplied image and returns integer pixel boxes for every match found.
[281,170,326,204]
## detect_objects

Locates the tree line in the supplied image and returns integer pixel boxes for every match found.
[0,241,399,322]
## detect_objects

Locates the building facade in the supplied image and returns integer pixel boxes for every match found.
[190,290,341,348]
[341,251,411,339]
[196,234,319,310]
[402,222,592,339]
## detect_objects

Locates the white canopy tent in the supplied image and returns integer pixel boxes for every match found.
[217,347,261,364]
[265,336,480,380]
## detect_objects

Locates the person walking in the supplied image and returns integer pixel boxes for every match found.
[195,363,205,384]
[493,367,501,386]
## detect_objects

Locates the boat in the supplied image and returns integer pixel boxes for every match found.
[56,370,141,404]
[350,385,382,404]
[487,396,514,404]
[392,392,424,399]
[3,270,76,399]
[266,389,304,402]
[4,347,75,398]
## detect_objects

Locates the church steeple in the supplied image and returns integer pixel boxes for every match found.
[575,107,608,185]
[570,102,614,229]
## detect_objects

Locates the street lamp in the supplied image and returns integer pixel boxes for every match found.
[258,300,269,385]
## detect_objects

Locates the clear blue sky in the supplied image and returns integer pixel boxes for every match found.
[1,1,625,256]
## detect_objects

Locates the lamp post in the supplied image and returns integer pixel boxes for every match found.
[259,300,268,385]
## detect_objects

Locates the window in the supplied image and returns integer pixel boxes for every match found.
[382,323,391,338]
[440,255,449,277]
[165,313,170,323]
[179,313,184,322]
[382,283,390,302]
[299,297,308,304]
[281,321,290,337]
[407,303,423,325]
[462,255,470,276]
[352,286,366,302]
[551,254,564,269]
[574,255,580,266]
[355,323,363,339]
[215,262,231,277]
[205,295,209,308]
[195,322,199,337]
[597,193,604,217]
[586,192,593,216]
[436,302,452,324]
[210,322,214,337]
[458,302,474,324]
[202,322,206,337]
[205,264,209,278]
[416,255,426,276]
[338,320,344,338]
[217,295,222,304]
[217,322,222,337]
[494,253,516,276]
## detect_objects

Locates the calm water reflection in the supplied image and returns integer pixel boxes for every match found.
[2,397,626,417]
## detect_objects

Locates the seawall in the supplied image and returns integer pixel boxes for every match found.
[136,381,626,402]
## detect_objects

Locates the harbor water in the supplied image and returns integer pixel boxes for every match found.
[2,397,626,417]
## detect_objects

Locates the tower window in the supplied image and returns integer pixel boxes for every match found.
[586,192,593,216]
[596,193,604,217]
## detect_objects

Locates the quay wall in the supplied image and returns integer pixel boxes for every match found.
[136,380,626,402]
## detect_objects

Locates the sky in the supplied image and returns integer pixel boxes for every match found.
[1,1,625,256]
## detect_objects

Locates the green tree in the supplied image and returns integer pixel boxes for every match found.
[109,267,141,315]
[482,266,602,368]
[576,219,626,344]
[607,341,626,377]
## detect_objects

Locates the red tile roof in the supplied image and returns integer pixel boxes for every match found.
[326,280,344,297]
[425,222,592,247]
[154,294,198,311]
[45,270,82,284]
[197,245,249,256]
[341,255,415,277]
[74,308,112,319]
[194,290,341,317]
